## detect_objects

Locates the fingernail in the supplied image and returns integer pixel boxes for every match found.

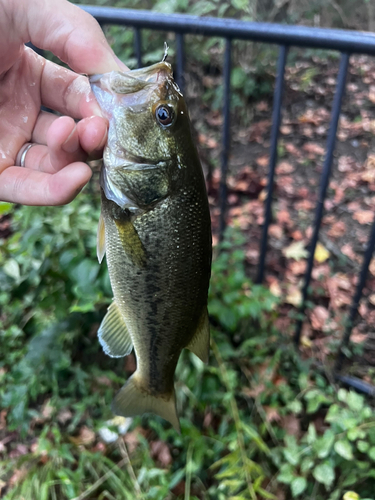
[96,126,108,151]
[91,102,103,118]
[62,127,78,153]
[115,56,129,71]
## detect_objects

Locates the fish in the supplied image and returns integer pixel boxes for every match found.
[90,59,212,431]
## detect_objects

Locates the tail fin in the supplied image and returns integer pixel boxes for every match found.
[112,374,180,432]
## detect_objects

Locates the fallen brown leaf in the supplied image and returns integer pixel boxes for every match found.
[123,430,140,454]
[285,286,302,307]
[353,210,374,225]
[280,125,292,135]
[302,142,325,156]
[256,154,270,167]
[277,161,295,174]
[358,302,368,317]
[294,199,315,211]
[150,440,172,467]
[310,306,329,331]
[248,120,271,143]
[289,260,307,275]
[281,414,301,437]
[350,330,369,344]
[338,155,357,173]
[264,406,281,423]
[327,220,346,238]
[285,142,301,157]
[269,280,282,297]
[69,426,96,446]
[269,224,284,239]
[341,243,359,262]
[242,384,265,399]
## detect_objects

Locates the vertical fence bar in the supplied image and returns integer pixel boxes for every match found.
[219,38,232,240]
[176,33,185,93]
[294,52,350,345]
[335,217,375,371]
[256,45,288,284]
[134,28,142,68]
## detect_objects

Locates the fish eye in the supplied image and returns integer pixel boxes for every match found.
[155,104,174,127]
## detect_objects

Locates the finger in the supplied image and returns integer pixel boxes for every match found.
[0,163,92,206]
[76,116,108,158]
[21,116,107,173]
[47,115,107,166]
[17,117,82,173]
[31,110,60,145]
[39,56,102,119]
[47,116,85,172]
[12,0,128,75]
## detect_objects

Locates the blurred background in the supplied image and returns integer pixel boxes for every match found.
[1,1,375,499]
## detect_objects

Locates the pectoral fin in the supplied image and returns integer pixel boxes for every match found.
[114,218,146,267]
[185,308,210,363]
[97,213,106,264]
[112,374,180,432]
[98,301,133,358]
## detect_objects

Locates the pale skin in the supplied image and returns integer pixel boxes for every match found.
[0,0,128,206]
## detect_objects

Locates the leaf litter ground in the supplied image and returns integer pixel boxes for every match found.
[192,53,375,379]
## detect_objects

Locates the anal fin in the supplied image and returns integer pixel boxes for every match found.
[98,301,133,358]
[112,374,180,432]
[185,307,210,363]
[97,212,106,264]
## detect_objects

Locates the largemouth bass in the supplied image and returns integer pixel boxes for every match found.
[90,60,212,431]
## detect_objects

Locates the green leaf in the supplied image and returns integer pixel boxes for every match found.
[307,423,317,444]
[368,446,375,461]
[277,464,295,484]
[301,457,314,473]
[313,462,335,487]
[283,448,299,466]
[347,427,363,441]
[343,492,360,500]
[334,440,354,461]
[0,202,13,215]
[357,440,369,453]
[346,391,364,412]
[288,400,303,414]
[314,430,335,458]
[3,259,20,280]
[338,388,348,403]
[291,477,307,497]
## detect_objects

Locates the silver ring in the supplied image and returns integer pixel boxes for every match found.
[17,143,37,168]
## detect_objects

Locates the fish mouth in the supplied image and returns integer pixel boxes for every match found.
[89,61,176,96]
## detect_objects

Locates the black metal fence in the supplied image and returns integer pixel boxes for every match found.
[81,5,375,395]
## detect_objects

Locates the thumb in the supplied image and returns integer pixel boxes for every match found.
[6,0,127,74]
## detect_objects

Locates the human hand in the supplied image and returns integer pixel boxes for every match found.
[0,0,127,206]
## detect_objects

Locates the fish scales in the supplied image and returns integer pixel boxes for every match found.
[102,184,210,393]
[91,59,211,431]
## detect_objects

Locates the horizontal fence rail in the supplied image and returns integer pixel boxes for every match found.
[80,5,375,395]
[82,6,375,55]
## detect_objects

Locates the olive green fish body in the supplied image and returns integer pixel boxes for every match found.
[91,61,211,430]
